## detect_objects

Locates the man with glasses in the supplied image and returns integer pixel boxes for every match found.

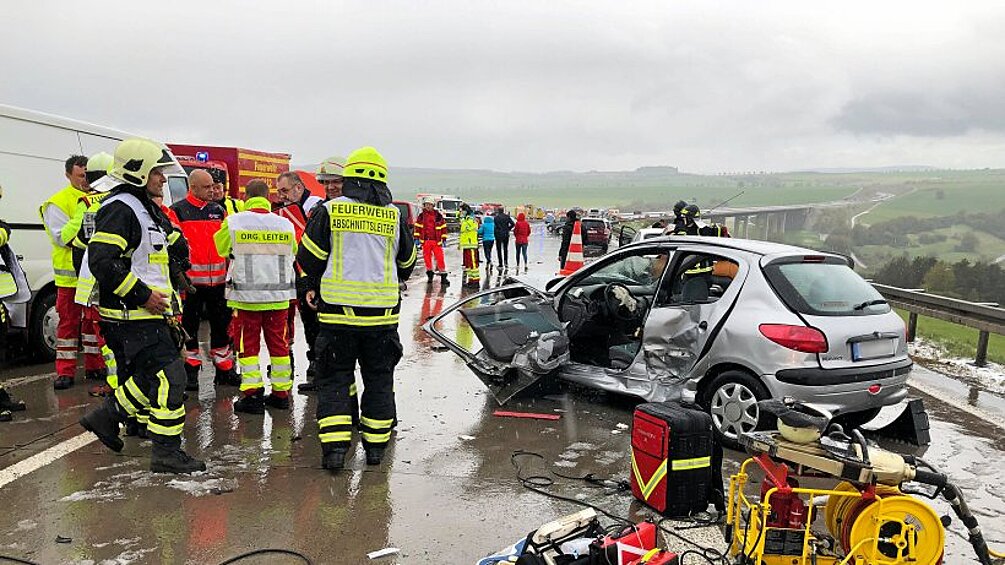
[277,162,336,392]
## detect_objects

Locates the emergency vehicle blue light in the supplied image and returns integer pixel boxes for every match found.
[196,151,209,162]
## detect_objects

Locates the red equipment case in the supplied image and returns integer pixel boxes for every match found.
[630,402,718,517]
[589,521,657,565]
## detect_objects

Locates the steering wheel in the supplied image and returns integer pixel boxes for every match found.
[603,283,641,322]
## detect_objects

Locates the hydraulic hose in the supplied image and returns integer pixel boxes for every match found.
[912,470,999,565]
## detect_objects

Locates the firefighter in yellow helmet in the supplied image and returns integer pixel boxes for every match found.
[79,138,206,473]
[296,146,416,472]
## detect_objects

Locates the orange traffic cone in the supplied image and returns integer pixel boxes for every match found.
[559,220,585,275]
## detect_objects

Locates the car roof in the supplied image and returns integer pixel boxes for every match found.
[623,235,838,258]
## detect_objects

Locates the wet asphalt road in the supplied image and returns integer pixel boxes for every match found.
[0,223,1003,564]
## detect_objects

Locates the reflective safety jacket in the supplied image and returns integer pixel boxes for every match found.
[171,194,228,286]
[223,196,244,217]
[413,209,447,243]
[87,188,178,321]
[65,191,112,274]
[40,184,88,287]
[214,196,297,310]
[297,196,417,329]
[0,221,30,302]
[459,215,479,249]
[76,200,187,308]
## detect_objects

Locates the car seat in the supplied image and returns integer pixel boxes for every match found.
[681,277,710,303]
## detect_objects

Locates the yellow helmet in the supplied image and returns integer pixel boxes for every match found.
[343,146,387,182]
[87,151,114,173]
[110,138,177,187]
[316,155,345,181]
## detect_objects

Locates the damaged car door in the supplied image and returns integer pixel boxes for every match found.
[422,283,570,404]
[641,247,747,399]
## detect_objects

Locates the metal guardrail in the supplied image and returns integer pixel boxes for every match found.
[872,282,1004,367]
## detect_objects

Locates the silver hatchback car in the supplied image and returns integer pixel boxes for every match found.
[425,236,911,447]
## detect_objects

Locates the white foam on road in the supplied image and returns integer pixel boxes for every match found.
[0,432,97,489]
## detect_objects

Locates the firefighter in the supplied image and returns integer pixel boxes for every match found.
[214,180,297,414]
[670,200,688,233]
[78,138,205,473]
[458,203,480,287]
[672,204,715,282]
[211,169,244,217]
[40,155,108,389]
[171,169,240,391]
[297,146,416,472]
[414,195,449,285]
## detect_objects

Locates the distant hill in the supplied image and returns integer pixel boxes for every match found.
[287,163,1000,210]
[795,165,938,174]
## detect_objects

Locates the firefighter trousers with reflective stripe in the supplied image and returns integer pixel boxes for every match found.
[181,284,234,371]
[56,287,105,376]
[100,320,185,436]
[315,327,402,452]
[233,308,291,393]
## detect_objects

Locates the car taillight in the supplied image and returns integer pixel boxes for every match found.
[758,324,828,353]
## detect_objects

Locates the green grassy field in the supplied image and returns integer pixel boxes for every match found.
[857,225,1005,269]
[857,177,1005,224]
[896,309,1005,365]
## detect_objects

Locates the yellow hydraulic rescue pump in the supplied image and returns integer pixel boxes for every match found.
[725,400,1004,565]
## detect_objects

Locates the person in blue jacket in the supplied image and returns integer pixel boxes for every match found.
[478,212,496,271]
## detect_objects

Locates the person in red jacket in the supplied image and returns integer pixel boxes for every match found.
[514,213,531,273]
[170,170,240,392]
[414,195,449,286]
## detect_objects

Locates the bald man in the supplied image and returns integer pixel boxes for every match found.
[171,170,240,392]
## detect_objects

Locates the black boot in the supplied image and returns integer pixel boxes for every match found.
[263,393,290,410]
[426,270,434,283]
[322,447,348,473]
[214,367,241,387]
[124,417,140,437]
[440,272,450,286]
[233,390,265,415]
[184,364,200,391]
[150,435,205,474]
[0,387,26,412]
[364,445,385,466]
[79,397,125,453]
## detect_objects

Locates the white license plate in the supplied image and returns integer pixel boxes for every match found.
[852,339,896,361]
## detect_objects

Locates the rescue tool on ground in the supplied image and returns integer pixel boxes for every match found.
[726,399,1004,565]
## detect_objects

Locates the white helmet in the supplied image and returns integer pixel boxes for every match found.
[421,195,436,205]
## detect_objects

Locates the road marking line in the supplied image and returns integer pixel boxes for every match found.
[0,433,97,489]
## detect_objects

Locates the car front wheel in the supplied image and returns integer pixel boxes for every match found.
[702,370,770,450]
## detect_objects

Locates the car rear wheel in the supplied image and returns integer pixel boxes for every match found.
[702,370,770,450]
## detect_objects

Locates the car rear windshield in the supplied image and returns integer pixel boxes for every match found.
[763,261,890,316]
[582,219,605,230]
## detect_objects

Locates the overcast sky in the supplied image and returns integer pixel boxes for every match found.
[3,1,1004,173]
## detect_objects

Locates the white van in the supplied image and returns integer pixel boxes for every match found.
[0,104,187,360]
